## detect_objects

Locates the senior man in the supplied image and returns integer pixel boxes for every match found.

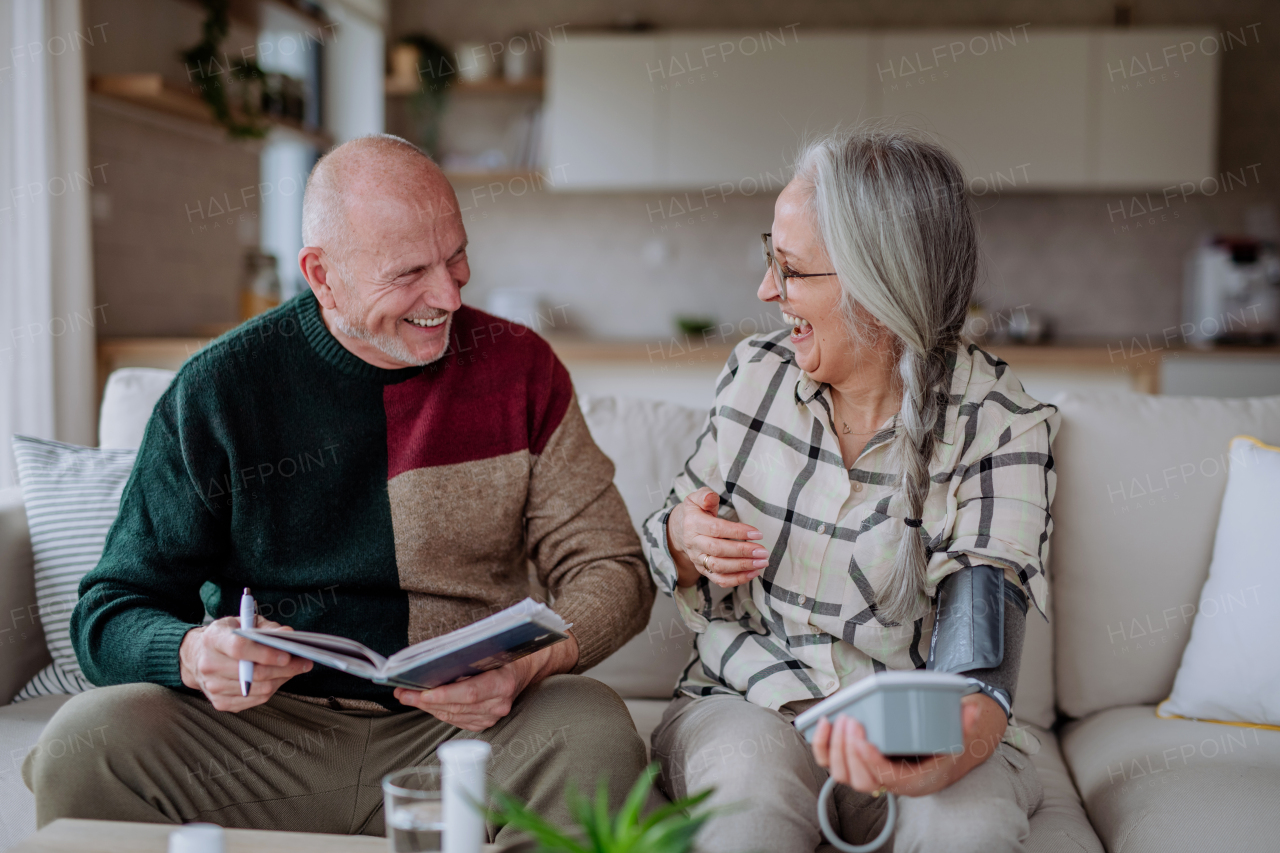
[24,135,655,838]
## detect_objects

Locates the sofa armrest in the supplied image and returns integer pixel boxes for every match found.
[0,486,51,704]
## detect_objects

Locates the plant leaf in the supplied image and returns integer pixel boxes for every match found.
[488,788,588,853]
[637,788,715,833]
[614,764,659,840]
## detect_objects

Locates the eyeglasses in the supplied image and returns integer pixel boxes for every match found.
[761,233,837,301]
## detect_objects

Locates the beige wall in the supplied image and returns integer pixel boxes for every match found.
[390,0,1280,341]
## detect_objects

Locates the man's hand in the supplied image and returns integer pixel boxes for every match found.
[393,632,579,732]
[812,692,1008,798]
[179,616,313,712]
[668,487,766,589]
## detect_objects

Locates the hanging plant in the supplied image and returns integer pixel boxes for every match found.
[180,0,268,139]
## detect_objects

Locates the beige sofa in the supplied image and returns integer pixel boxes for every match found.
[1,368,1278,852]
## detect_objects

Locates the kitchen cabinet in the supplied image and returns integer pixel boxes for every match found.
[874,31,1091,189]
[543,34,664,188]
[544,28,1219,192]
[664,33,871,188]
[1094,30,1220,188]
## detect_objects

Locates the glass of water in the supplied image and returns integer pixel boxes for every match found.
[383,766,445,853]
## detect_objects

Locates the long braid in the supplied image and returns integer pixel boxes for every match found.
[879,347,948,623]
[797,124,977,626]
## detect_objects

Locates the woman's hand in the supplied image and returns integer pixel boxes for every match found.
[667,486,768,589]
[812,692,1008,798]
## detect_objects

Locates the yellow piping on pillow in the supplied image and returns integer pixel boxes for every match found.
[1231,434,1280,453]
[1155,699,1280,731]
[1154,434,1280,732]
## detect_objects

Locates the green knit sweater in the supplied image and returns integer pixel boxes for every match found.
[72,292,653,705]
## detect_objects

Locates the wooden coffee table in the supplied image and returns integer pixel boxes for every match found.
[10,819,502,853]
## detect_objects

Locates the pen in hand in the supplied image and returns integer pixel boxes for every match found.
[239,587,255,696]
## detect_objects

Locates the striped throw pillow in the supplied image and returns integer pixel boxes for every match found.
[10,436,137,701]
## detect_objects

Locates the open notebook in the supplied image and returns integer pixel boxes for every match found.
[233,598,571,690]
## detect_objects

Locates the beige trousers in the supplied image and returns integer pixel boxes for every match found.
[23,675,648,843]
[652,694,1043,853]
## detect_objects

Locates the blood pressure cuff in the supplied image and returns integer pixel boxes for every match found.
[926,564,1029,718]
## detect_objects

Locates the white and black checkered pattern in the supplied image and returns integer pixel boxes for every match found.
[642,331,1058,734]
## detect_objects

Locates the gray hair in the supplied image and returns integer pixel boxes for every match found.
[795,127,977,625]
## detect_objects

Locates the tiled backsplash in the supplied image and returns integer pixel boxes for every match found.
[89,100,259,338]
[452,179,1271,342]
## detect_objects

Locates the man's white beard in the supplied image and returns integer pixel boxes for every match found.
[334,310,452,367]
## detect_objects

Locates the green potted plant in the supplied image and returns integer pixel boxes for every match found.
[489,764,717,853]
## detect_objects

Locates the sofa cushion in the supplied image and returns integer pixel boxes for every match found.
[1015,597,1055,732]
[624,698,670,758]
[97,368,175,449]
[0,695,75,850]
[1025,722,1106,853]
[1050,393,1280,719]
[1061,705,1280,852]
[579,395,707,699]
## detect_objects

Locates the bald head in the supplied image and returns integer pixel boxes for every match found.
[298,134,471,370]
[301,134,454,266]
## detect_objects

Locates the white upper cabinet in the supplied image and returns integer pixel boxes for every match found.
[1094,30,1220,189]
[544,34,664,189]
[544,28,1219,192]
[663,32,871,188]
[874,30,1091,189]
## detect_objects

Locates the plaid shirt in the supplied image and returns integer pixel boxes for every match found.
[642,332,1058,750]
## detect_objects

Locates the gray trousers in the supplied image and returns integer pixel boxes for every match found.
[652,694,1043,853]
[23,675,647,843]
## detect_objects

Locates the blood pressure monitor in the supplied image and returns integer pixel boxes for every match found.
[793,672,982,852]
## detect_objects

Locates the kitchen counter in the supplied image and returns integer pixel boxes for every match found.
[97,335,1280,418]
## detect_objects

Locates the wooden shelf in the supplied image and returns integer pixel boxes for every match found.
[92,74,210,122]
[385,77,544,97]
[90,74,332,148]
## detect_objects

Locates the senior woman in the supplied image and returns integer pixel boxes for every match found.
[642,128,1058,853]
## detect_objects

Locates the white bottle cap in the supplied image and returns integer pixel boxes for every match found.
[439,740,492,772]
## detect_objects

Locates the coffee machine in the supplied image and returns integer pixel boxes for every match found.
[1182,237,1280,345]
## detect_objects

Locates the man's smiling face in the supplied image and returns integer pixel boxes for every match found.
[302,140,471,369]
[328,191,470,368]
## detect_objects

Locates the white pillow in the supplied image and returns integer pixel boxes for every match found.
[98,367,175,449]
[1159,435,1280,728]
[10,436,137,700]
